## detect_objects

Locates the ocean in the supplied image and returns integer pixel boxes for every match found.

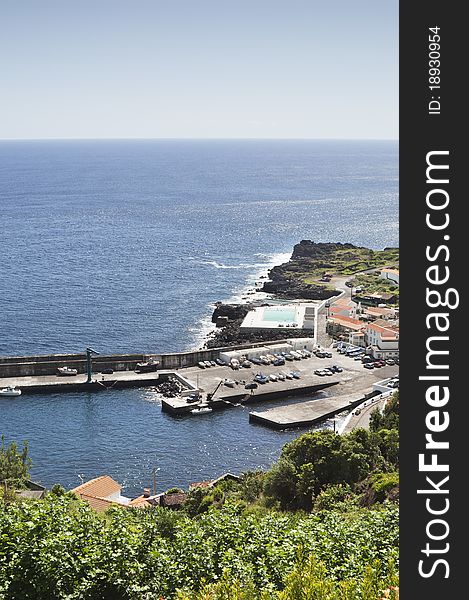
[0,139,398,495]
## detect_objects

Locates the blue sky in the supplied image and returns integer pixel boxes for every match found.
[0,1,398,139]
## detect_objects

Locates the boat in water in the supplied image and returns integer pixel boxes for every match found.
[0,386,22,397]
[191,403,213,415]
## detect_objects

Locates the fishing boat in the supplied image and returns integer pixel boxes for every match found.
[0,386,22,397]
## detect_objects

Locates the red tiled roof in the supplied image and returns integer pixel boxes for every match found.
[72,475,121,499]
[129,494,161,508]
[79,494,120,513]
[367,323,399,337]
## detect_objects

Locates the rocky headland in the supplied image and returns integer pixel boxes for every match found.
[204,241,399,348]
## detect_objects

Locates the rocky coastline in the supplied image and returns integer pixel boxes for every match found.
[203,240,399,349]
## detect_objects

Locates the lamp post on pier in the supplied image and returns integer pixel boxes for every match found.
[85,347,100,383]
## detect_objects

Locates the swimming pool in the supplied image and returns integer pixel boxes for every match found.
[262,307,297,323]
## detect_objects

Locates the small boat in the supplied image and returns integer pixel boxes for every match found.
[56,366,78,376]
[0,386,22,397]
[136,358,160,372]
[191,404,213,415]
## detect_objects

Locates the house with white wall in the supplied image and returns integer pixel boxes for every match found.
[380,268,399,286]
[365,323,399,359]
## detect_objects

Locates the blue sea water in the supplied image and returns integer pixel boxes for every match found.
[0,139,398,495]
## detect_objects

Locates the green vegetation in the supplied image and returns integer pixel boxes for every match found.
[0,435,31,489]
[370,392,399,433]
[349,272,399,301]
[0,395,399,599]
[0,495,398,599]
[292,246,399,284]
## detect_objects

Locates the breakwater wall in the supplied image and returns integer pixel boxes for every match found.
[0,353,147,378]
[0,340,306,379]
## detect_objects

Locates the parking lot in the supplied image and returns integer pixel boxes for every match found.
[178,345,399,402]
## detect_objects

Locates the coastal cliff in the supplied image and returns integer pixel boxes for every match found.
[205,241,399,348]
[262,241,399,299]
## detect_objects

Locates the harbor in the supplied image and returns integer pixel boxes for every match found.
[1,341,398,433]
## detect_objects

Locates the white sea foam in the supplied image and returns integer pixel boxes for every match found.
[187,251,291,350]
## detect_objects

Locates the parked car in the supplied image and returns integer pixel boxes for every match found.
[101,368,114,374]
[249,357,262,365]
[210,361,217,367]
[204,361,212,368]
[241,360,252,368]
[386,359,395,366]
[245,382,258,390]
[216,358,227,366]
[364,363,375,369]
[198,361,206,369]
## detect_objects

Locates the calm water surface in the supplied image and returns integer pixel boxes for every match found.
[0,140,398,495]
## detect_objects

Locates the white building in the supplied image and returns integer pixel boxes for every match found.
[380,268,399,286]
[365,323,399,359]
[239,303,317,332]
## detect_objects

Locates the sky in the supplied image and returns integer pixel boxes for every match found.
[0,1,398,140]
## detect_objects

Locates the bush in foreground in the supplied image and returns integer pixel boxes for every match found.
[0,494,398,599]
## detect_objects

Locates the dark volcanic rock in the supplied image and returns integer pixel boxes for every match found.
[211,303,252,324]
[291,240,356,260]
[204,323,313,349]
[261,241,356,300]
[261,278,339,300]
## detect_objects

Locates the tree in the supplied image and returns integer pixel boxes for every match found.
[262,459,297,509]
[0,435,32,488]
[370,392,399,432]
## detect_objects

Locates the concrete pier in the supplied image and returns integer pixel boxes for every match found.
[0,370,162,394]
[161,380,338,415]
[249,392,374,430]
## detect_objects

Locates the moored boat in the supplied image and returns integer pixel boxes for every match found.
[0,386,22,397]
[191,403,213,415]
[56,366,78,376]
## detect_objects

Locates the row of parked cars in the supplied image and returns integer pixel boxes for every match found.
[335,343,399,370]
[254,370,301,384]
[225,349,313,371]
[362,357,399,370]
